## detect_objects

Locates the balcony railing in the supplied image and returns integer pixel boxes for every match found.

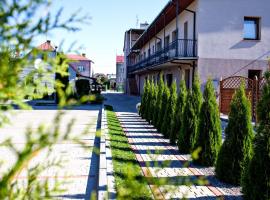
[127,39,197,73]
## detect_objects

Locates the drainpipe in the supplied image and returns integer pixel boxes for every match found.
[175,0,179,56]
[184,8,196,56]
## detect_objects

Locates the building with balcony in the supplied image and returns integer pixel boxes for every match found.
[124,0,270,95]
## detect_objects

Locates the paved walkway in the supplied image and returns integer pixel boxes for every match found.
[0,105,101,199]
[103,93,242,200]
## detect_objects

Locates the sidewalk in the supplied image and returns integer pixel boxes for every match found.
[104,93,242,200]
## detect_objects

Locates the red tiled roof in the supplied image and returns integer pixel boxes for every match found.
[37,40,56,51]
[67,54,91,61]
[116,55,124,63]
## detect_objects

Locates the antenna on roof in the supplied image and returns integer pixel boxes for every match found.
[136,15,139,28]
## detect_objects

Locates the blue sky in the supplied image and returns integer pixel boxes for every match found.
[36,0,168,74]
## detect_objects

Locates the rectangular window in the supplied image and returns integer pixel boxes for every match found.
[148,48,151,56]
[185,69,190,89]
[172,30,177,41]
[166,74,173,87]
[152,45,155,54]
[244,17,261,40]
[156,40,162,51]
[77,66,85,72]
[165,35,170,47]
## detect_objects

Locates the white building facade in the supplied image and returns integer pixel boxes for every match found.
[124,0,270,95]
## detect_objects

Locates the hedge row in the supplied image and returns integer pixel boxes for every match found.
[140,72,270,199]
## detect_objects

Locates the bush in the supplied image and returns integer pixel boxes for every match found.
[75,79,90,97]
[178,75,202,153]
[170,80,187,144]
[153,75,164,127]
[194,79,222,166]
[161,81,177,138]
[146,79,154,122]
[215,84,254,185]
[242,72,270,199]
[140,78,150,119]
[158,83,170,132]
[149,80,157,123]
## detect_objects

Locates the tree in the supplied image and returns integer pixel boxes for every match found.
[146,79,154,122]
[158,83,170,132]
[216,84,254,184]
[149,80,157,123]
[170,80,187,144]
[178,75,203,153]
[194,79,222,166]
[242,72,270,199]
[161,81,177,138]
[140,78,149,119]
[153,74,164,127]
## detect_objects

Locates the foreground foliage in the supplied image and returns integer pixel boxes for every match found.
[242,72,270,199]
[216,84,254,185]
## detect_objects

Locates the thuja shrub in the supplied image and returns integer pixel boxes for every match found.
[146,79,154,122]
[242,72,270,199]
[216,83,254,184]
[140,78,149,119]
[170,80,187,144]
[150,80,157,123]
[158,84,170,132]
[178,75,202,153]
[161,81,177,138]
[194,79,222,166]
[153,75,164,127]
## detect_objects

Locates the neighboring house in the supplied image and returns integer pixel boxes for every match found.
[67,53,93,81]
[116,55,125,91]
[124,0,270,95]
[107,73,116,90]
[21,40,57,100]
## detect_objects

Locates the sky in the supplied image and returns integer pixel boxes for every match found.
[35,0,168,74]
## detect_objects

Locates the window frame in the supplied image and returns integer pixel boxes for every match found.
[243,16,261,41]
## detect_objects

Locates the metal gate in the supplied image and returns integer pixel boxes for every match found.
[220,76,266,120]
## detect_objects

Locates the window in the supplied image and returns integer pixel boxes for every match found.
[77,66,85,72]
[166,74,173,87]
[148,48,151,56]
[165,35,170,47]
[185,69,190,89]
[248,70,262,80]
[244,17,261,40]
[152,45,155,54]
[172,30,178,41]
[156,40,162,51]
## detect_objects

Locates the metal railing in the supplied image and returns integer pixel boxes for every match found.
[127,39,197,73]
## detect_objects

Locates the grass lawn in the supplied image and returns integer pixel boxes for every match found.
[105,105,152,199]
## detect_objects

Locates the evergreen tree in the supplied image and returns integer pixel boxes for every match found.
[158,83,169,132]
[153,74,164,127]
[178,75,202,153]
[147,79,155,122]
[216,83,254,185]
[162,81,177,138]
[242,72,270,199]
[141,78,150,119]
[150,80,158,123]
[194,79,222,166]
[170,80,187,144]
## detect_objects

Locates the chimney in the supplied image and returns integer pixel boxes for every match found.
[82,53,86,57]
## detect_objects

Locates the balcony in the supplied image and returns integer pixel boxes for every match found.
[127,39,197,73]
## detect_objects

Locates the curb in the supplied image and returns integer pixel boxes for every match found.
[98,106,116,200]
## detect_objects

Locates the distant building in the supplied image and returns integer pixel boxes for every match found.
[107,73,116,90]
[116,55,125,91]
[67,53,93,81]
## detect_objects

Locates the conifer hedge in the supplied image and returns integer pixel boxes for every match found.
[141,79,150,119]
[158,83,169,132]
[242,72,270,199]
[178,76,202,153]
[150,80,157,123]
[215,84,254,184]
[170,81,186,144]
[146,79,154,122]
[194,79,222,166]
[153,75,164,127]
[161,81,177,138]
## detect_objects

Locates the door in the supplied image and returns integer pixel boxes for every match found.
[184,21,188,56]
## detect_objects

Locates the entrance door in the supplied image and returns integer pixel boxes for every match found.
[184,21,188,56]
